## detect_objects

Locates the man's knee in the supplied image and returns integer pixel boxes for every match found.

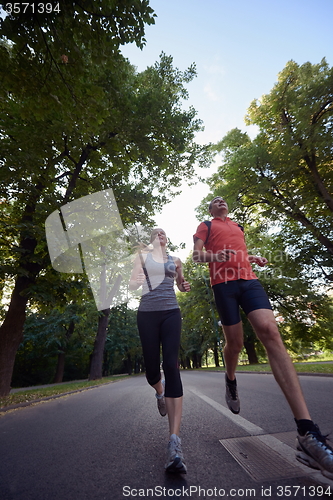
[256,322,283,348]
[224,334,243,355]
[223,323,244,353]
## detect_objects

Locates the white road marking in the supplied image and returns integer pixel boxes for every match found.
[188,387,333,487]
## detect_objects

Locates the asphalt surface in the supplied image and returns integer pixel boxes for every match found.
[1,371,333,500]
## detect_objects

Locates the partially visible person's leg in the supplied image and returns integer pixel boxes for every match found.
[213,281,244,380]
[160,309,183,434]
[137,311,166,416]
[247,307,333,480]
[161,309,186,474]
[221,322,243,414]
[222,322,244,381]
[247,308,311,420]
[137,311,162,387]
[165,397,183,436]
[213,282,244,414]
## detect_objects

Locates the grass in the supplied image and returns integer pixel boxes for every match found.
[0,375,129,411]
[198,361,333,375]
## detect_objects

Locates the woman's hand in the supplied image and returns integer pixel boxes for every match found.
[136,270,145,285]
[181,280,191,292]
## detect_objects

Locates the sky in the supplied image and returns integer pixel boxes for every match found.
[120,0,333,262]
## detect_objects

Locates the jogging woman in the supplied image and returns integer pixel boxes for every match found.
[129,228,190,474]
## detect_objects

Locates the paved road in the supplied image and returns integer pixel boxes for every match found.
[1,371,333,500]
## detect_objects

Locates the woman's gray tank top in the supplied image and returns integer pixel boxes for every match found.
[138,253,179,312]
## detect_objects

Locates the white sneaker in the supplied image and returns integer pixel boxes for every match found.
[165,434,187,474]
[296,425,333,479]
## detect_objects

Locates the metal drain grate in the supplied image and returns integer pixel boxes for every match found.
[220,435,306,482]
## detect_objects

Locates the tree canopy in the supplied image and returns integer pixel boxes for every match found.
[191,59,333,359]
[205,59,333,285]
[0,0,211,396]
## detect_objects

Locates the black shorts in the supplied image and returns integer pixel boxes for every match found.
[212,279,272,326]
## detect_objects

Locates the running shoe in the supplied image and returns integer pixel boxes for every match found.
[165,434,187,474]
[225,373,240,414]
[296,424,333,479]
[156,379,167,417]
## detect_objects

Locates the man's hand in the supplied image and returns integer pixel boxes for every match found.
[216,249,236,262]
[249,255,268,267]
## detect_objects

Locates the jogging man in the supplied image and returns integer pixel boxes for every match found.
[193,195,333,479]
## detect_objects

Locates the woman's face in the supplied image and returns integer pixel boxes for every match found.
[150,228,167,247]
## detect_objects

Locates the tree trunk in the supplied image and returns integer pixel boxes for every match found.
[0,276,31,396]
[53,320,75,383]
[0,157,88,396]
[213,345,220,367]
[53,351,66,384]
[185,356,192,369]
[126,353,132,376]
[89,308,110,380]
[244,340,259,364]
[192,353,202,369]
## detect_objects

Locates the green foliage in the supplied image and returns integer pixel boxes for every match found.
[0,0,212,393]
[12,301,98,386]
[105,304,142,375]
[193,59,333,353]
[244,227,333,351]
[0,0,210,287]
[203,59,333,285]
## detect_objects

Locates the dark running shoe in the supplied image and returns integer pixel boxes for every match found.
[296,424,333,479]
[165,434,187,474]
[225,373,240,414]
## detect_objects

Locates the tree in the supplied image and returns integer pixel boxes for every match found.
[12,300,98,387]
[207,59,333,284]
[0,2,211,396]
[104,304,142,376]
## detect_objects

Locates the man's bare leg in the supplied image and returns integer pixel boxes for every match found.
[248,308,311,420]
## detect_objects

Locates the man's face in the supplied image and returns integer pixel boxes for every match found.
[210,197,228,216]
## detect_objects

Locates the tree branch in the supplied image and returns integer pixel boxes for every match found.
[311,100,333,125]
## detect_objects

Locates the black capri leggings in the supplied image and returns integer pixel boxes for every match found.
[137,308,183,398]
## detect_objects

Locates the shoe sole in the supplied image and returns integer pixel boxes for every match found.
[165,457,187,474]
[296,451,333,480]
[225,395,240,414]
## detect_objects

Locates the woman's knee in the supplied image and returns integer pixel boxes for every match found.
[162,358,180,376]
